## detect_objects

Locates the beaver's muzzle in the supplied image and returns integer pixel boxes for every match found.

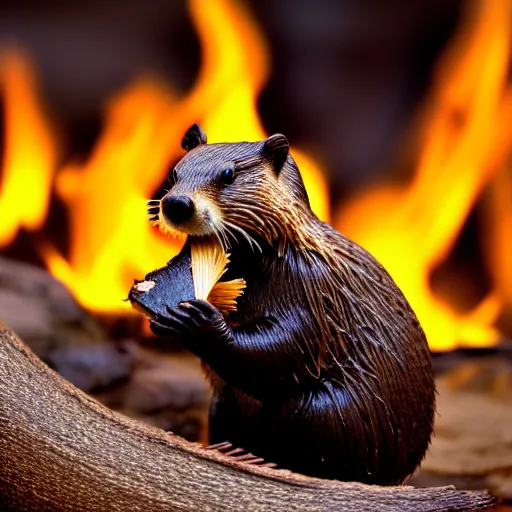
[161,195,195,225]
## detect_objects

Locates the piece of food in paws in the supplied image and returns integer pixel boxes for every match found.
[129,237,245,320]
[129,242,195,321]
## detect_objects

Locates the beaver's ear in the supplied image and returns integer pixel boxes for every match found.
[263,134,289,174]
[181,124,207,151]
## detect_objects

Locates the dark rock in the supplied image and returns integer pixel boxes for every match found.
[124,351,208,412]
[47,339,138,393]
[0,256,104,357]
[96,349,211,442]
[0,256,210,441]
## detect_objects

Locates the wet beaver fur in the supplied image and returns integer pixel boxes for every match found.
[149,124,436,485]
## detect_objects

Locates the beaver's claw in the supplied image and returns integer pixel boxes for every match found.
[150,299,232,344]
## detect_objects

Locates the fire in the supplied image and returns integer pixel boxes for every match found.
[40,80,184,312]
[0,50,57,247]
[0,0,511,351]
[188,0,328,220]
[336,0,512,350]
[0,0,328,313]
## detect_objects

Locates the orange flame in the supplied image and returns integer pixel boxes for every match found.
[483,162,512,323]
[189,0,328,219]
[2,0,327,313]
[0,50,57,246]
[0,0,511,352]
[336,0,512,350]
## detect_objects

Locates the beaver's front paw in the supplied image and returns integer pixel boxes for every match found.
[150,299,232,345]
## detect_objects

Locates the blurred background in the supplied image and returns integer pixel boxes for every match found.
[0,0,511,501]
[0,0,510,350]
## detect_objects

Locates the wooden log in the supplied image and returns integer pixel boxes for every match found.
[0,326,495,511]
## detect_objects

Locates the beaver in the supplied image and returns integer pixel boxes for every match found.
[148,123,436,485]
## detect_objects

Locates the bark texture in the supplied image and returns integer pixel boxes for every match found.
[0,327,494,511]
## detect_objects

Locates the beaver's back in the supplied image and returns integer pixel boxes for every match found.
[213,220,435,483]
[295,222,435,482]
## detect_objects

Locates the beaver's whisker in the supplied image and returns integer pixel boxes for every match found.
[231,208,265,227]
[207,215,231,253]
[222,220,262,253]
[213,223,231,253]
[230,213,262,233]
[232,202,268,216]
[219,223,238,251]
[219,222,239,248]
[220,225,233,251]
[228,215,266,242]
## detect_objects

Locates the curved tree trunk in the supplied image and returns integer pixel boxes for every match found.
[0,326,494,511]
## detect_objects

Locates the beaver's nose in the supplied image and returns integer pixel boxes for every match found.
[161,195,195,225]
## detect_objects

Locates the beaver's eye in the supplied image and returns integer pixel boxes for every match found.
[219,168,235,185]
[168,168,178,187]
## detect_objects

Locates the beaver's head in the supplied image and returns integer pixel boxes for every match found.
[151,124,311,250]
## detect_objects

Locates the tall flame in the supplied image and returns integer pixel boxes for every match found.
[336,0,512,349]
[0,0,511,351]
[0,50,57,246]
[10,0,327,312]
[188,0,328,220]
